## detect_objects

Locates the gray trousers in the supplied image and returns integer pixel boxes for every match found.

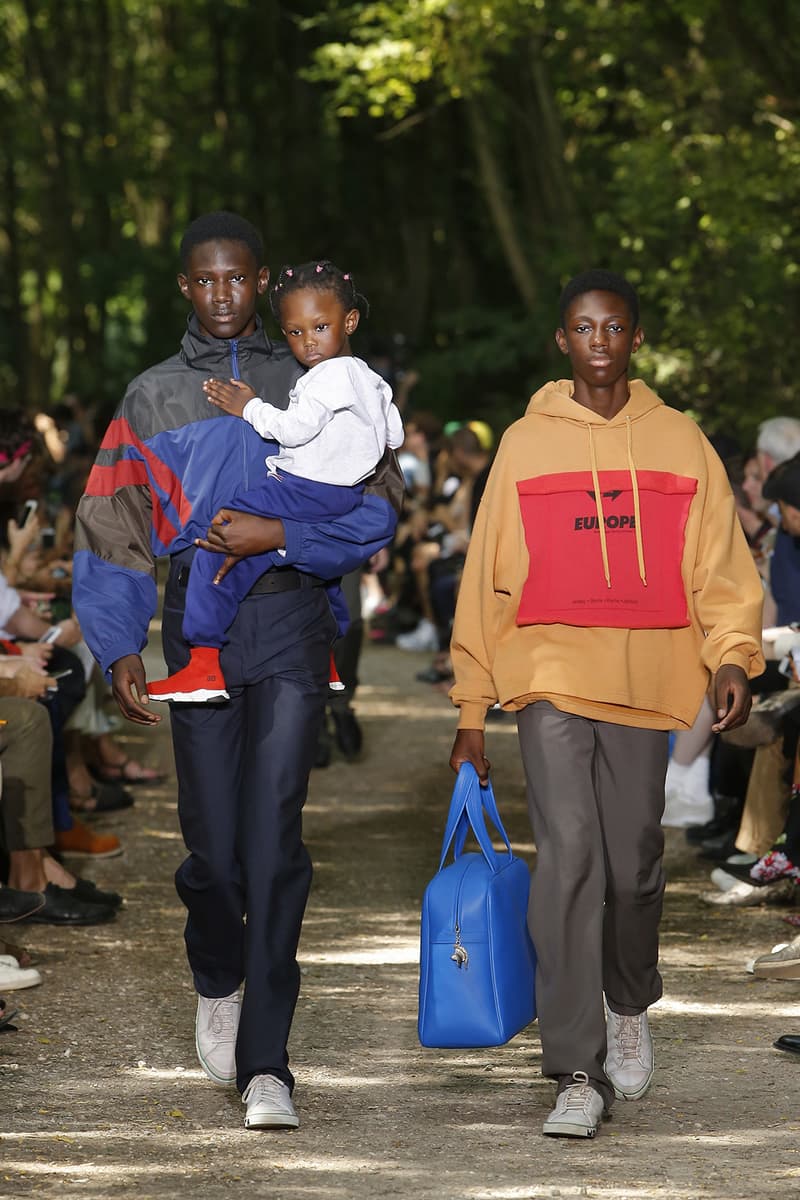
[517,701,668,1106]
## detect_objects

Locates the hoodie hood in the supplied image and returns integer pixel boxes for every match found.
[522,378,666,589]
[525,378,664,426]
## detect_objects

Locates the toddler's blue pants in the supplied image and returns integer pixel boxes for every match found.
[183,471,361,647]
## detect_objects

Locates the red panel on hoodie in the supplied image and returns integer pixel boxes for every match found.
[516,469,698,628]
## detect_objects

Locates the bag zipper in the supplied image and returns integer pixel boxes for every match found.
[450,858,477,968]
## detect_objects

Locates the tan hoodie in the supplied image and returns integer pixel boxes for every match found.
[450,379,765,731]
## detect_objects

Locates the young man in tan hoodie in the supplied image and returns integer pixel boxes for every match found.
[448,269,764,1139]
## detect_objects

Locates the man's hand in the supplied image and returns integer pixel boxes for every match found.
[203,377,257,418]
[111,653,161,726]
[449,728,491,785]
[195,510,285,564]
[711,664,752,733]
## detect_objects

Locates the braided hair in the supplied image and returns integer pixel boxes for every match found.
[269,260,368,325]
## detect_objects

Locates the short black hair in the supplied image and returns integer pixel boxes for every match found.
[559,269,640,327]
[179,211,264,270]
[763,451,800,510]
[269,260,368,324]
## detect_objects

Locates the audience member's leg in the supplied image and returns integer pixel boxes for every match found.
[735,739,791,856]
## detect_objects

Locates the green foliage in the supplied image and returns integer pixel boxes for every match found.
[0,0,797,444]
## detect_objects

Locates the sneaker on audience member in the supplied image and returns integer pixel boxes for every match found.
[395,618,439,652]
[242,1073,299,1130]
[604,1009,654,1100]
[195,991,240,1085]
[710,868,742,892]
[702,878,795,907]
[542,1071,605,1138]
[753,933,800,980]
[0,955,42,990]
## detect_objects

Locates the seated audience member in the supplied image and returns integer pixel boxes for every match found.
[397,411,440,502]
[397,426,490,653]
[740,451,778,566]
[688,433,800,859]
[0,695,121,925]
[702,603,800,905]
[763,450,800,628]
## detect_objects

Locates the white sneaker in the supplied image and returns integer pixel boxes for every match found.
[195,991,240,1085]
[0,957,41,991]
[702,878,795,907]
[710,868,742,892]
[661,757,713,827]
[752,934,800,980]
[605,1009,654,1101]
[395,619,439,652]
[242,1074,299,1130]
[542,1071,605,1138]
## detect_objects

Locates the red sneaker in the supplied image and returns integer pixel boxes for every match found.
[328,650,345,692]
[146,647,229,703]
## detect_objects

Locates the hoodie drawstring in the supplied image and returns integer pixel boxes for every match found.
[587,424,611,588]
[586,418,648,590]
[626,416,647,586]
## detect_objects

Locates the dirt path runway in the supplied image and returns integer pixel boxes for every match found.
[2,638,800,1199]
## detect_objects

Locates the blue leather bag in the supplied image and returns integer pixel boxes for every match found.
[418,763,537,1048]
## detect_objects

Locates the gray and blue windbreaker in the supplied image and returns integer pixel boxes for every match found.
[72,315,401,675]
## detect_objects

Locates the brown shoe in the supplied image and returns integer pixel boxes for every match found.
[54,819,123,859]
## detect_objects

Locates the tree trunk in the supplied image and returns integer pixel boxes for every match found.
[464,97,538,314]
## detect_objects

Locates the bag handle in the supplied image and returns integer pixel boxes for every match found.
[437,765,472,871]
[439,763,513,873]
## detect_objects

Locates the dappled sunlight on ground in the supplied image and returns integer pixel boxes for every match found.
[2,645,799,1198]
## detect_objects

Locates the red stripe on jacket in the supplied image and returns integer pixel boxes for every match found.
[85,419,184,547]
[92,417,193,526]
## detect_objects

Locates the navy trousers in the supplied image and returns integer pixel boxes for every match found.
[161,548,336,1094]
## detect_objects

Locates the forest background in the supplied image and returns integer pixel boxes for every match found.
[1,0,798,441]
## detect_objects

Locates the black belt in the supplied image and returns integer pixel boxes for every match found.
[176,563,325,594]
[248,568,326,594]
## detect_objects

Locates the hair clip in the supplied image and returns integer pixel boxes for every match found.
[285,268,293,277]
[315,263,324,273]
[343,273,350,281]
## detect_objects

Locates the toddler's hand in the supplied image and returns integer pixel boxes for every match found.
[203,378,257,418]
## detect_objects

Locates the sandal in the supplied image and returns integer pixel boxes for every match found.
[69,783,135,814]
[89,756,165,786]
